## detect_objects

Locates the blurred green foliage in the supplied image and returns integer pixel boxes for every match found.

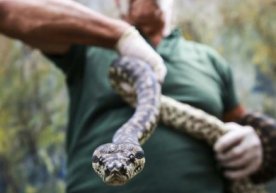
[0,0,275,192]
[0,39,67,193]
[175,0,276,115]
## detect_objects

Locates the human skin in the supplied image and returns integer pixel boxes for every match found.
[0,0,166,81]
[0,0,129,54]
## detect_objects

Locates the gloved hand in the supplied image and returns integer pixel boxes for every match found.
[214,122,263,180]
[116,26,167,83]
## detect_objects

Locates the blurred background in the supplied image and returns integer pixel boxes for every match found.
[0,0,275,192]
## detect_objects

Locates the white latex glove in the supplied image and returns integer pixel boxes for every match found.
[116,27,167,83]
[214,122,263,180]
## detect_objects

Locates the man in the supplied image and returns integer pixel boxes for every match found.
[0,0,275,192]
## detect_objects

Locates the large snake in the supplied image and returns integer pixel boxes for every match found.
[92,57,268,193]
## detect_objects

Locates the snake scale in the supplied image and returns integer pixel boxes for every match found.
[92,57,268,193]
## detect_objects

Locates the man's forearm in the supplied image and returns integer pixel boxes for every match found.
[0,0,130,54]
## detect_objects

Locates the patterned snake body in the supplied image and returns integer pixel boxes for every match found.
[92,57,267,193]
[92,58,161,185]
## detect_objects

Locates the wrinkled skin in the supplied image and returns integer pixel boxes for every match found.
[92,143,145,185]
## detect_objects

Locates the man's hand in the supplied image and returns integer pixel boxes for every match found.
[0,0,135,54]
[116,27,167,83]
[214,122,263,180]
[0,0,167,81]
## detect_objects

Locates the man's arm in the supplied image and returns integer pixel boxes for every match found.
[0,0,166,81]
[0,0,128,54]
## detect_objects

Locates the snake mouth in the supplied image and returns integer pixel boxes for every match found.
[104,172,128,186]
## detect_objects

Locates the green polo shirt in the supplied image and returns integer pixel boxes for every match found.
[48,29,239,193]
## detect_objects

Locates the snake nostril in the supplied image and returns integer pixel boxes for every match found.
[105,168,111,176]
[120,166,127,174]
[105,164,126,176]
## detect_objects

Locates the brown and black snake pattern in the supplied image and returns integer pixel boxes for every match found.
[92,57,268,193]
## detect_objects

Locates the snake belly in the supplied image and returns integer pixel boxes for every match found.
[92,57,268,193]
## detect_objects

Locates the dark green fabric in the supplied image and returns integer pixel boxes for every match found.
[47,29,239,193]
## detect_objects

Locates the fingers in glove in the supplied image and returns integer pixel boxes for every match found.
[219,149,256,168]
[216,146,245,163]
[214,123,245,153]
[224,159,261,180]
[116,27,167,83]
[216,135,256,162]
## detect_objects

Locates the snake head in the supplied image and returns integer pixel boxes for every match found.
[92,143,145,186]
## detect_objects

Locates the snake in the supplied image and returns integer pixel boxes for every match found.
[91,57,268,193]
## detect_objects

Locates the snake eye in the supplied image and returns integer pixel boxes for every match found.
[135,151,144,159]
[92,155,100,163]
[98,158,104,166]
[129,154,135,162]
[92,156,104,165]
